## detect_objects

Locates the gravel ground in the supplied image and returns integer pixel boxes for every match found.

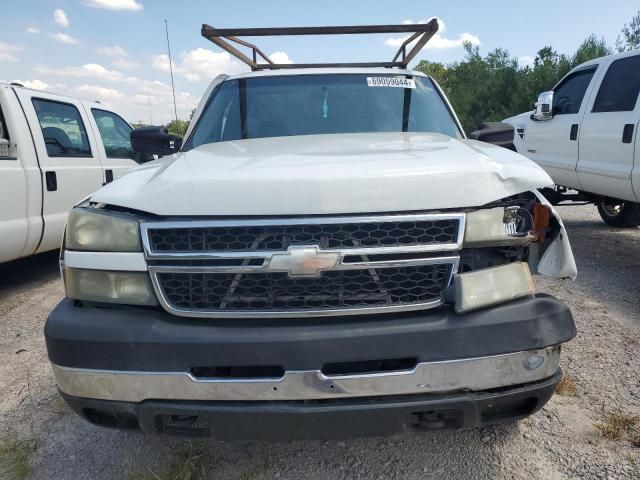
[1,204,639,480]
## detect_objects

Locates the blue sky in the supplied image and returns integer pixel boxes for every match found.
[1,0,636,124]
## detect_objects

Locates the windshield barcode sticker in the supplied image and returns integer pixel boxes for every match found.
[367,77,416,88]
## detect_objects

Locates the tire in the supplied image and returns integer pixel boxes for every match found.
[596,199,640,228]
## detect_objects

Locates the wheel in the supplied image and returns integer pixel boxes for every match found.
[596,199,640,227]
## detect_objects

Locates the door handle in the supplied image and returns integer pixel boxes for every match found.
[45,171,57,191]
[622,124,634,144]
[569,124,579,141]
[104,169,114,184]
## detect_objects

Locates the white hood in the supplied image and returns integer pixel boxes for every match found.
[91,132,553,216]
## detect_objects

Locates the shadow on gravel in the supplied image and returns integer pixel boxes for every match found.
[558,215,640,319]
[0,250,60,299]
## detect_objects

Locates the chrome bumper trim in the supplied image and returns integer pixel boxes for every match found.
[63,251,148,272]
[52,346,560,403]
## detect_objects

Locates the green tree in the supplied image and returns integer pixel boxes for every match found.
[616,10,640,52]
[572,35,612,65]
[166,119,189,137]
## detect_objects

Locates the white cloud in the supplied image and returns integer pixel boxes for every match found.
[50,33,79,44]
[53,9,69,28]
[98,45,127,57]
[35,63,137,83]
[518,55,535,68]
[152,49,244,83]
[76,84,124,100]
[84,0,143,11]
[151,54,172,72]
[385,18,480,52]
[112,58,138,70]
[269,51,293,64]
[0,41,21,62]
[97,46,137,69]
[25,27,41,34]
[133,80,199,124]
[180,49,243,82]
[12,79,48,90]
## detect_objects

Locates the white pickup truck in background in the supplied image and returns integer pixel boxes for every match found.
[0,83,143,263]
[504,50,640,227]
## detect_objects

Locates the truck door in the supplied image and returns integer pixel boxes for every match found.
[85,104,140,183]
[0,92,29,262]
[524,66,597,190]
[578,55,640,202]
[13,89,104,254]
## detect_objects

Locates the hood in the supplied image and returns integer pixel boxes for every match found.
[91,132,553,216]
[503,111,533,125]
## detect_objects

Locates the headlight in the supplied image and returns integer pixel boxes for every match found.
[64,268,157,306]
[66,208,141,252]
[464,206,534,247]
[454,262,535,313]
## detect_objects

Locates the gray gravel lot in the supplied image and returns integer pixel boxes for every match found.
[1,205,639,479]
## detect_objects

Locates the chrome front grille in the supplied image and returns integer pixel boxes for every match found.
[157,263,453,312]
[147,217,461,252]
[142,213,464,318]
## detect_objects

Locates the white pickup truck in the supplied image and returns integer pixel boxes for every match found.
[0,83,143,263]
[45,22,577,441]
[504,50,640,227]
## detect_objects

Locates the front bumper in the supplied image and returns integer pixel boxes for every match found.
[45,294,575,439]
[61,372,562,440]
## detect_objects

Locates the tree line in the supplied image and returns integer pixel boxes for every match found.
[415,10,640,133]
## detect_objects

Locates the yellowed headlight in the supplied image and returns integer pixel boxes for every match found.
[454,262,535,314]
[65,208,140,252]
[64,268,157,306]
[464,207,534,247]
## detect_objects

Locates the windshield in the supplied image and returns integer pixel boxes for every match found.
[185,74,461,149]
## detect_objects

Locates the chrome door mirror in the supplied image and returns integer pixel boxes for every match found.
[532,91,553,121]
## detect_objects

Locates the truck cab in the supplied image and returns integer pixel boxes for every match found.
[504,50,640,227]
[0,83,143,263]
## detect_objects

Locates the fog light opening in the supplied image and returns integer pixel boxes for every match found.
[523,354,545,371]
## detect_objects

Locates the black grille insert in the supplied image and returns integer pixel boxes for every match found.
[190,365,285,379]
[148,219,460,252]
[322,357,417,376]
[156,264,452,313]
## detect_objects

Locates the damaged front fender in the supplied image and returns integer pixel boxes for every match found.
[533,190,577,280]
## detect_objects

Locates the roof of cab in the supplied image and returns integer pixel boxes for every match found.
[226,67,428,81]
[571,48,639,71]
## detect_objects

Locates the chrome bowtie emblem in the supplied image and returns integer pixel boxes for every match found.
[268,246,341,277]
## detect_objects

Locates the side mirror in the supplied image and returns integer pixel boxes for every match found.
[532,91,553,121]
[468,122,516,151]
[131,126,182,156]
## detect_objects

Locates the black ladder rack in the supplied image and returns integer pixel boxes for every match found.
[201,19,439,71]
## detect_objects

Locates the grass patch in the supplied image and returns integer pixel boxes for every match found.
[0,435,37,480]
[556,374,579,396]
[238,448,273,480]
[595,409,639,441]
[127,442,207,480]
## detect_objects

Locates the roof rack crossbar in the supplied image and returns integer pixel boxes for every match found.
[201,19,439,71]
